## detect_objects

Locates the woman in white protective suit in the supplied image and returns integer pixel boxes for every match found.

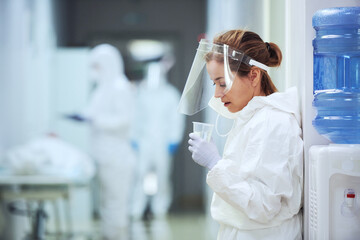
[84,44,136,239]
[178,29,303,239]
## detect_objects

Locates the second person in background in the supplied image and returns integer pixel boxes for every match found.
[84,44,136,240]
[131,50,185,220]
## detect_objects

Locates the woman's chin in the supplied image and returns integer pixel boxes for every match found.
[227,107,237,113]
[227,105,243,113]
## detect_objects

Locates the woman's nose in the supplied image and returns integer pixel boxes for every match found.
[214,86,225,98]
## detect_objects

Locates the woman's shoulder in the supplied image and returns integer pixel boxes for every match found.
[254,105,292,121]
[249,106,300,134]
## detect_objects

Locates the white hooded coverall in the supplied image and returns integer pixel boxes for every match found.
[131,59,185,219]
[207,87,303,240]
[84,44,136,239]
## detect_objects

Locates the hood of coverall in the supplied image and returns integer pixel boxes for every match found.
[89,44,126,85]
[144,53,175,90]
[208,87,301,126]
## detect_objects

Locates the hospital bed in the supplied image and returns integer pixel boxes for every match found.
[0,175,94,240]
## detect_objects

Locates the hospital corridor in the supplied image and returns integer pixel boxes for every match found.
[1,0,360,239]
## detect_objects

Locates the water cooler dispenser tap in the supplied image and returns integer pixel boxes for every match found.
[341,188,357,218]
[345,190,355,208]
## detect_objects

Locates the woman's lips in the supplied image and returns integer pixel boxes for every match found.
[224,102,230,107]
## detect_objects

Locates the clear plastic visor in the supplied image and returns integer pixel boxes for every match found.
[177,39,243,115]
[178,39,270,116]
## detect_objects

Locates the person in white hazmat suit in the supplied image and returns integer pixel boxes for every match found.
[131,53,185,219]
[178,29,303,239]
[70,44,136,239]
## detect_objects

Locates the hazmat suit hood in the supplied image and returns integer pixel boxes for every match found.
[145,62,166,90]
[89,44,126,84]
[144,52,175,90]
[84,44,132,119]
[209,87,301,127]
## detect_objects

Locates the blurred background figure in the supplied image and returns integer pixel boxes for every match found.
[129,41,185,220]
[85,44,136,240]
[66,44,137,239]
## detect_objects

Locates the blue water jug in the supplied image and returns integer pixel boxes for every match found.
[312,7,360,144]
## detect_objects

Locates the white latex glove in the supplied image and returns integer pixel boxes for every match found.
[188,133,221,170]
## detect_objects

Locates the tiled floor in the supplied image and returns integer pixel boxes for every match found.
[1,202,218,240]
[129,213,218,240]
[70,213,218,240]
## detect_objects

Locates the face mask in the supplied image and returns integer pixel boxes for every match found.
[215,113,235,138]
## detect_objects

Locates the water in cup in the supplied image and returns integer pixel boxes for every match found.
[193,122,214,142]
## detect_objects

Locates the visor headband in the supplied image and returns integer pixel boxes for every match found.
[199,41,270,72]
[228,49,270,72]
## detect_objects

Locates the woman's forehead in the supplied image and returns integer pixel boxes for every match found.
[206,61,224,77]
[206,60,224,71]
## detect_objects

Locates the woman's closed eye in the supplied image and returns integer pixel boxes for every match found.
[213,82,226,87]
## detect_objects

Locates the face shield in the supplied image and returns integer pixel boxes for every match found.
[178,39,269,116]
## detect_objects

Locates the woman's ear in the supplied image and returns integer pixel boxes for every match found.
[249,68,261,87]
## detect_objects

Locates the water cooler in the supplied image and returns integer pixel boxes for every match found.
[309,7,360,240]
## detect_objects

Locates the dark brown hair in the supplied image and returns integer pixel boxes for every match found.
[212,29,282,95]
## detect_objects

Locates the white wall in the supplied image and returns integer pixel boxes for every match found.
[0,0,56,153]
[50,48,91,153]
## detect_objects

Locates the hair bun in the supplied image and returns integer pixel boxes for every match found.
[266,42,282,67]
[265,42,270,51]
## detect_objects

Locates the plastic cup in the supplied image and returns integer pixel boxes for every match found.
[193,122,214,142]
